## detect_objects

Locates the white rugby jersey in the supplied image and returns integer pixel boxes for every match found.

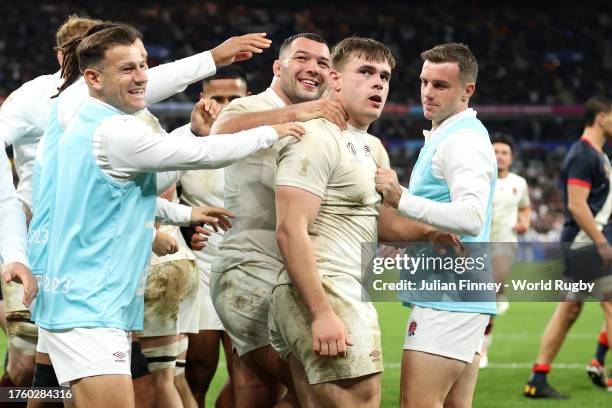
[490,172,530,242]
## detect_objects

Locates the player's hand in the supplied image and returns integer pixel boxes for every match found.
[295,99,349,130]
[512,221,529,234]
[597,243,612,268]
[375,168,402,208]
[2,262,38,307]
[210,33,272,66]
[190,226,211,251]
[190,98,222,136]
[426,230,464,257]
[191,206,235,232]
[271,122,306,141]
[152,231,178,256]
[311,309,353,357]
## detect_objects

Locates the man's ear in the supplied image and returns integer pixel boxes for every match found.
[83,68,102,91]
[329,70,342,92]
[595,112,605,127]
[272,59,282,78]
[462,82,475,102]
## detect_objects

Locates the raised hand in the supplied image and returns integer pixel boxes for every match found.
[210,33,272,66]
[190,98,222,136]
[271,122,307,141]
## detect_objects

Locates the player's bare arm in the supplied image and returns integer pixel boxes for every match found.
[567,184,612,265]
[275,185,353,357]
[514,206,531,234]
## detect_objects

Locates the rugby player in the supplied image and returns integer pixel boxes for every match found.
[272,37,458,408]
[208,33,347,407]
[375,43,497,407]
[31,24,303,407]
[182,65,251,408]
[523,96,612,398]
[481,133,531,368]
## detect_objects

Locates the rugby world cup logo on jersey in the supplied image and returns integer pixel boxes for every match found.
[407,321,417,337]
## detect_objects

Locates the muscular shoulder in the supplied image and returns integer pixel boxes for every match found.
[221,90,282,115]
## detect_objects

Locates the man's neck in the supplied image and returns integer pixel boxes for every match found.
[582,126,605,150]
[498,169,509,178]
[270,80,294,105]
[431,105,469,131]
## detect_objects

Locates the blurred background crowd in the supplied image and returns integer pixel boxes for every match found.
[2,0,611,240]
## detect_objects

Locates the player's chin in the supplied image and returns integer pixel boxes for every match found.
[297,87,321,101]
[125,99,146,113]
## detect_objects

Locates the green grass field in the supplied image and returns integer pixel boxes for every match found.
[198,301,610,407]
[2,299,611,406]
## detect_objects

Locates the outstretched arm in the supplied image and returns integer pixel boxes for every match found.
[211,99,348,135]
[145,33,271,104]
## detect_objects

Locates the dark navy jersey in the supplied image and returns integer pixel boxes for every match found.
[560,138,612,243]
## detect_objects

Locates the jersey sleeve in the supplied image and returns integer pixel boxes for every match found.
[566,154,595,189]
[0,90,37,146]
[275,121,340,198]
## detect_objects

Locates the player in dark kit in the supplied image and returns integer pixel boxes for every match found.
[524,96,612,399]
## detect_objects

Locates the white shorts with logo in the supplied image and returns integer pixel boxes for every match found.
[403,306,488,363]
[269,275,384,384]
[37,327,131,386]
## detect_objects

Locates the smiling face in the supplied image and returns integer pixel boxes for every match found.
[273,37,331,104]
[420,60,474,129]
[331,54,391,130]
[84,40,148,114]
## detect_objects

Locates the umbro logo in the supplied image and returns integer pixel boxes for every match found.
[113,351,127,362]
[370,349,381,361]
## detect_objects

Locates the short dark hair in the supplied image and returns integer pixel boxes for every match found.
[77,24,142,72]
[331,37,396,70]
[55,21,124,97]
[278,33,327,58]
[584,96,612,126]
[202,65,248,88]
[420,43,478,84]
[491,133,515,152]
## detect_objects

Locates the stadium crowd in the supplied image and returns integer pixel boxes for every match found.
[1,0,611,105]
[1,4,611,407]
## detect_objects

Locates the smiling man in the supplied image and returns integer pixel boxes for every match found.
[208,33,347,407]
[31,24,303,408]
